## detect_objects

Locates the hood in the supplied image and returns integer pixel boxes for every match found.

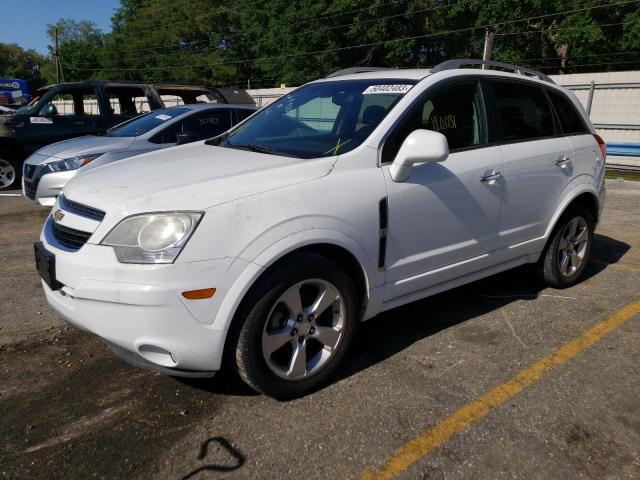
[31,135,136,162]
[63,141,335,217]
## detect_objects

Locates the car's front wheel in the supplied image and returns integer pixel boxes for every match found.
[539,207,594,288]
[0,155,20,191]
[228,253,359,399]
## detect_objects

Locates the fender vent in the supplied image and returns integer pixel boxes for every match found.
[378,197,388,269]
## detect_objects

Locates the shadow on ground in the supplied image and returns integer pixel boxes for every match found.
[185,233,630,399]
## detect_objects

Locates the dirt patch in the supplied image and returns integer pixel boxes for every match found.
[0,329,224,480]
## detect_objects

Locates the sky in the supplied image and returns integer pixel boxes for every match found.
[0,0,121,53]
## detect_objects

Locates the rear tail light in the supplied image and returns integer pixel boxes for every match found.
[594,134,606,160]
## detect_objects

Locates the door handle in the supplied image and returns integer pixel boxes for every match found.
[480,171,502,183]
[555,155,572,169]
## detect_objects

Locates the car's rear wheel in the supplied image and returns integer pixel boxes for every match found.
[0,156,20,191]
[539,207,594,288]
[228,253,358,399]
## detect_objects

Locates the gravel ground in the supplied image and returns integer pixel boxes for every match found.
[1,179,639,480]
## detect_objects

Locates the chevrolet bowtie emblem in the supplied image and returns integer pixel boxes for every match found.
[53,209,65,223]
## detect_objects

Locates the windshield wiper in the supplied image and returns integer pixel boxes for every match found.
[225,143,300,158]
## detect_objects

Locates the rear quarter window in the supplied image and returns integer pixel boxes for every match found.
[491,80,554,142]
[548,90,589,134]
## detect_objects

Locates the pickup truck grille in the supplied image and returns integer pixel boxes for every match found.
[52,222,92,250]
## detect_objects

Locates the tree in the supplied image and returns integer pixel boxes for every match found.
[0,43,50,89]
[24,0,640,87]
[47,19,105,82]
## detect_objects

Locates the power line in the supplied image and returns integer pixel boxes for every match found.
[536,59,640,69]
[73,0,477,67]
[522,50,640,63]
[493,21,629,36]
[89,0,414,57]
[117,0,267,36]
[70,0,640,72]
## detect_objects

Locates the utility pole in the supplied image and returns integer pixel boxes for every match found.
[482,29,494,69]
[55,28,60,83]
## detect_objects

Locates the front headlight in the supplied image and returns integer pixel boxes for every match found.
[48,153,103,172]
[101,212,203,264]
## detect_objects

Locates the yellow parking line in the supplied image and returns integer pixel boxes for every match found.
[363,298,640,480]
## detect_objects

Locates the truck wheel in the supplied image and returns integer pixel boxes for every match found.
[228,252,359,399]
[538,207,594,289]
[0,155,21,191]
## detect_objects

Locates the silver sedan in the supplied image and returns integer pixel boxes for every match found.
[22,103,256,205]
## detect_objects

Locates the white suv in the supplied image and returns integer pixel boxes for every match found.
[36,60,606,398]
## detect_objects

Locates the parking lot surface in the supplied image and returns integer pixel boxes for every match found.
[1,180,639,480]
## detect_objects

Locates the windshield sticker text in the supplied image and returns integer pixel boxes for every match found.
[362,84,412,95]
[30,117,53,124]
[198,116,220,125]
[430,114,457,132]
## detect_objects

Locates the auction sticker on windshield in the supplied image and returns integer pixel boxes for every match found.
[363,84,413,95]
[30,117,53,124]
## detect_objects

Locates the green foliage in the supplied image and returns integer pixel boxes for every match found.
[45,19,104,82]
[0,43,50,89]
[4,1,640,87]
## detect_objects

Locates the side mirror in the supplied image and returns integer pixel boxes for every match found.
[41,103,58,117]
[389,129,449,182]
[175,131,196,146]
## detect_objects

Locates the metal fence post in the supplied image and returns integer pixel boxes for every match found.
[586,80,595,116]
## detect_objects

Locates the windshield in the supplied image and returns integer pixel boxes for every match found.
[107,107,189,137]
[219,79,416,158]
[15,92,44,115]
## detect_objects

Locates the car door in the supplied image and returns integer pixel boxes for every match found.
[22,86,105,151]
[381,79,505,301]
[547,88,602,187]
[489,79,574,253]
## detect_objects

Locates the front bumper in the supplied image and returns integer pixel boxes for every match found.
[40,233,250,375]
[23,168,76,206]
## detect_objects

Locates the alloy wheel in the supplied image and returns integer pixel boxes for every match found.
[558,216,588,277]
[0,159,15,188]
[262,279,346,380]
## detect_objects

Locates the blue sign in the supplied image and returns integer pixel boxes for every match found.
[0,78,31,105]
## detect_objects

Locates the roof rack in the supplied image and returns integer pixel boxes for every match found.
[430,59,555,84]
[326,67,393,78]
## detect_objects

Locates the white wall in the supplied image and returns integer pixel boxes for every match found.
[550,70,640,144]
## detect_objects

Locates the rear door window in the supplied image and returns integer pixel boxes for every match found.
[182,110,232,140]
[548,90,589,134]
[106,86,150,116]
[491,81,554,142]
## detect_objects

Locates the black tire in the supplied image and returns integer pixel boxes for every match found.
[226,252,359,399]
[0,152,21,191]
[538,206,594,289]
